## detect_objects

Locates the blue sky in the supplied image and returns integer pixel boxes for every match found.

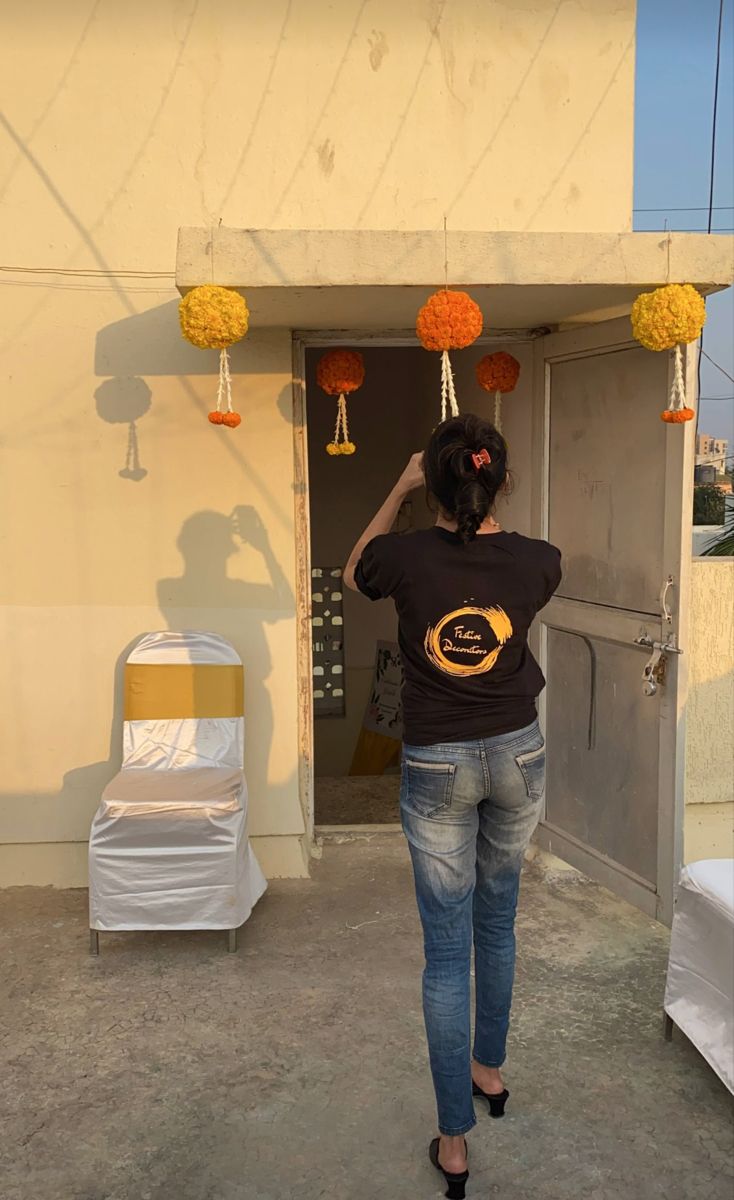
[635,0,733,445]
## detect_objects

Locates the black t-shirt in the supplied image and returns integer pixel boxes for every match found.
[355,527,562,747]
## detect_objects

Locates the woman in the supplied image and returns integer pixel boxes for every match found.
[345,413,561,1198]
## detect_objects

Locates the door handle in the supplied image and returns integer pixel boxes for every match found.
[660,575,674,624]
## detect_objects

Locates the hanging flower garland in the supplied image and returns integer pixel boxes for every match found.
[475,352,520,433]
[416,290,483,421]
[317,349,365,455]
[630,283,706,423]
[179,285,249,428]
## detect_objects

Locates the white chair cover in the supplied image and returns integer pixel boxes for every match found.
[664,859,734,1093]
[89,631,267,932]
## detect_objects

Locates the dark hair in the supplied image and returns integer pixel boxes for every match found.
[424,413,509,544]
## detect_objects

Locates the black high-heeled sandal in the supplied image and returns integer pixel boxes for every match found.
[472,1082,509,1118]
[429,1137,469,1199]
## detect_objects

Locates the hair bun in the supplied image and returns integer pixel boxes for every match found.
[424,414,509,543]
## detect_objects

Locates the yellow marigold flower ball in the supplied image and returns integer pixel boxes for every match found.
[326,442,341,456]
[631,284,705,352]
[416,290,483,351]
[179,285,249,350]
[340,442,356,455]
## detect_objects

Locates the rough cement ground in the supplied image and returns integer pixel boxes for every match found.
[315,775,400,824]
[1,836,732,1200]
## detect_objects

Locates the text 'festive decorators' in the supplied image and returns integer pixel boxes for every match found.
[475,352,520,434]
[179,285,249,428]
[631,283,706,423]
[417,290,483,421]
[317,349,365,456]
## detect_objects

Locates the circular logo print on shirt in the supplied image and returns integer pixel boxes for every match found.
[424,606,513,677]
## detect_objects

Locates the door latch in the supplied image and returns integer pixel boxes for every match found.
[634,633,682,697]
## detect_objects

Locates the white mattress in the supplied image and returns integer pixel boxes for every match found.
[665,859,734,1094]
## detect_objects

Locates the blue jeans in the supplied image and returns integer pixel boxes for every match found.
[400,720,545,1136]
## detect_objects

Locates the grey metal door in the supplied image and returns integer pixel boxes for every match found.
[532,318,695,923]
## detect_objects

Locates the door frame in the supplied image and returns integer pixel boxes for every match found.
[530,318,697,924]
[292,329,533,842]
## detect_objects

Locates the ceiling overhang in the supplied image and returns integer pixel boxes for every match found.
[175,228,733,332]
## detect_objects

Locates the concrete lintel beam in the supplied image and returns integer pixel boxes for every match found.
[176,228,734,293]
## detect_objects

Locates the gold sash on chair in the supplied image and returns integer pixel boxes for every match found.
[124,664,244,721]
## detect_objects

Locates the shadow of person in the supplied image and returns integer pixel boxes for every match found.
[157,507,297,818]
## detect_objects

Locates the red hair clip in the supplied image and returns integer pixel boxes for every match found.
[471,448,491,472]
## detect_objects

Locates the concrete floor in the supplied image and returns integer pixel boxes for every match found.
[315,774,400,824]
[1,837,732,1200]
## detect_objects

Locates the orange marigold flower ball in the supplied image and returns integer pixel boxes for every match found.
[660,408,695,424]
[416,289,483,352]
[208,411,225,425]
[476,352,521,394]
[222,412,242,428]
[316,350,365,396]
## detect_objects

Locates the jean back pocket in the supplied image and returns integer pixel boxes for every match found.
[402,759,456,818]
[514,744,546,803]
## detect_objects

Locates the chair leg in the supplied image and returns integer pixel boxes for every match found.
[90,929,100,956]
[227,928,238,954]
[663,1012,674,1042]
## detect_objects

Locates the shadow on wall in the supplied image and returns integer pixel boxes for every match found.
[38,504,297,843]
[95,300,224,378]
[93,300,294,506]
[95,377,152,482]
[158,505,295,801]
[157,504,298,817]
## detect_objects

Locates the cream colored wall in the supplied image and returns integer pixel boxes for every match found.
[4,0,636,244]
[0,318,308,884]
[684,560,734,863]
[0,0,636,883]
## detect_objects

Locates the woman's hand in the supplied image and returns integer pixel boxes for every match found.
[344,453,425,591]
[398,453,425,495]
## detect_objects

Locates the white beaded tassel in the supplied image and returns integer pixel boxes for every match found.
[494,389,503,433]
[339,393,349,444]
[668,343,687,412]
[333,393,348,445]
[440,349,459,422]
[216,347,233,415]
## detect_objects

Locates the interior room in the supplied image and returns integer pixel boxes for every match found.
[305,340,535,827]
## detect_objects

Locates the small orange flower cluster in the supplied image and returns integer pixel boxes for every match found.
[326,441,356,455]
[316,349,365,396]
[660,408,695,424]
[416,290,483,351]
[208,411,242,427]
[476,351,520,394]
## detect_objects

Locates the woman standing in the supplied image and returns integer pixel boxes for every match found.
[345,414,561,1198]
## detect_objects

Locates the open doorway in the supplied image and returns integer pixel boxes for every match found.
[303,339,534,828]
[294,315,697,920]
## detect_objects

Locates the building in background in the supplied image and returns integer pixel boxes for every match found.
[696,433,730,473]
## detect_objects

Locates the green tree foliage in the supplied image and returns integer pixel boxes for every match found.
[693,483,726,526]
